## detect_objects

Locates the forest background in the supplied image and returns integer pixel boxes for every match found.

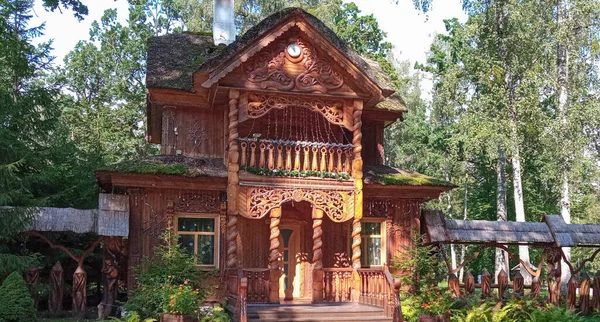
[1,0,600,284]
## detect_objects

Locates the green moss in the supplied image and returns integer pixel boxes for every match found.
[104,161,188,176]
[380,173,454,187]
[241,166,351,180]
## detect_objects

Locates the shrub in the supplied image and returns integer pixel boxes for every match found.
[0,271,37,322]
[200,305,231,322]
[160,278,202,316]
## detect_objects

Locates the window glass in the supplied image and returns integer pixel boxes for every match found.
[360,221,383,267]
[361,222,381,235]
[176,216,218,267]
[179,234,195,256]
[197,235,215,265]
[178,217,215,232]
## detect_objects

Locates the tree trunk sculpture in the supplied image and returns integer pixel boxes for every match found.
[49,261,64,314]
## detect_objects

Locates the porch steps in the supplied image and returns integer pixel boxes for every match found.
[247,302,392,322]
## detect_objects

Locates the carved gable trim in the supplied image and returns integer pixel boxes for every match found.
[175,191,220,213]
[239,187,354,222]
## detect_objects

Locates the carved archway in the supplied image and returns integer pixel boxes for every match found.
[238,186,354,222]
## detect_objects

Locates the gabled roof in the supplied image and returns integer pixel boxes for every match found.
[145,8,406,112]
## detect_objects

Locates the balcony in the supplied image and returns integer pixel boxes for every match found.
[237,138,353,180]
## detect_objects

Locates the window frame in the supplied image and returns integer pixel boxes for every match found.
[359,218,386,268]
[174,213,220,269]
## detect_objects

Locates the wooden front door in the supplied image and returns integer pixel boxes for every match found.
[278,224,302,300]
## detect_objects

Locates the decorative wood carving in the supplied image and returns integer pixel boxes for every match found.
[175,192,220,213]
[366,199,393,217]
[531,276,541,298]
[351,100,363,269]
[593,271,600,310]
[245,93,349,129]
[546,247,562,306]
[244,38,343,93]
[567,276,577,310]
[72,266,87,318]
[187,121,209,148]
[269,207,281,303]
[579,273,591,315]
[512,270,524,297]
[463,271,475,295]
[49,261,64,314]
[497,269,508,298]
[99,255,118,319]
[228,90,240,216]
[242,187,354,222]
[227,213,239,268]
[26,267,40,309]
[481,268,491,298]
[312,208,324,302]
[448,273,460,298]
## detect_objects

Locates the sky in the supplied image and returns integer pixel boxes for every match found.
[30,0,467,98]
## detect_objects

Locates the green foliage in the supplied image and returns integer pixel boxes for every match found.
[109,311,156,322]
[199,305,231,322]
[124,227,205,319]
[108,161,188,176]
[160,278,202,316]
[241,165,350,180]
[0,272,37,322]
[380,172,454,186]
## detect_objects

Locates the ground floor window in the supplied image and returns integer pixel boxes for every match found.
[175,214,219,268]
[360,220,385,267]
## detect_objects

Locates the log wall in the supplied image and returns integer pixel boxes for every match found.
[161,107,226,158]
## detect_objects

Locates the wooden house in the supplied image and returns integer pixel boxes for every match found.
[96,7,452,316]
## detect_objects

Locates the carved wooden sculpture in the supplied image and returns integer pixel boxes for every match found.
[269,207,281,303]
[99,257,118,319]
[531,276,541,298]
[481,269,491,298]
[351,100,363,269]
[448,273,460,298]
[512,270,524,297]
[73,265,87,318]
[227,90,240,270]
[546,247,562,306]
[593,271,600,311]
[579,273,591,315]
[26,267,40,309]
[49,261,64,314]
[497,269,508,298]
[312,208,324,302]
[567,276,578,311]
[463,271,475,295]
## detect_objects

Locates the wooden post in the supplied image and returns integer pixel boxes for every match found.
[497,269,508,298]
[512,270,524,297]
[448,273,460,298]
[481,269,491,298]
[227,90,240,269]
[579,273,591,315]
[392,278,403,322]
[99,252,118,320]
[463,271,475,295]
[25,267,40,309]
[593,271,600,311]
[72,266,87,318]
[49,261,64,315]
[351,100,364,302]
[239,277,248,322]
[269,207,281,303]
[567,276,577,311]
[312,207,324,303]
[531,276,541,298]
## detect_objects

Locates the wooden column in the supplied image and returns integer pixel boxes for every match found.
[269,207,281,303]
[48,261,64,314]
[463,271,475,295]
[497,269,508,298]
[351,100,364,302]
[227,90,240,269]
[72,266,87,318]
[481,269,491,298]
[312,207,324,302]
[512,270,524,297]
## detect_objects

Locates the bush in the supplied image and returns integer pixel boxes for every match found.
[0,271,37,322]
[123,227,206,319]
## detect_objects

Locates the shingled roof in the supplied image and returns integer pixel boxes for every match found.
[145,8,406,111]
[422,211,600,248]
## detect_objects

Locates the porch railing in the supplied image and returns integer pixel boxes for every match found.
[357,267,403,322]
[322,268,353,302]
[242,268,270,304]
[226,268,248,322]
[238,138,353,176]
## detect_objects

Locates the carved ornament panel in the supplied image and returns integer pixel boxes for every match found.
[240,187,354,222]
[175,192,220,213]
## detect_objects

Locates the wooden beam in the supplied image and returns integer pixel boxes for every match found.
[96,171,227,191]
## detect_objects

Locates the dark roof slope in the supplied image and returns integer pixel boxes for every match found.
[198,8,397,94]
[146,33,221,92]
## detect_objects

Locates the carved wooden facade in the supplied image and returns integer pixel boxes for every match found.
[96,8,451,314]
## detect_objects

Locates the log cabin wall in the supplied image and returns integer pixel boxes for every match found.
[322,218,351,268]
[238,216,270,268]
[361,120,385,165]
[160,106,227,158]
[126,187,226,290]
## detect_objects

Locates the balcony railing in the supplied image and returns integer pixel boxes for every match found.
[238,138,353,179]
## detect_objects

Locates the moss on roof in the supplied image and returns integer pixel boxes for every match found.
[363,165,454,187]
[101,155,227,177]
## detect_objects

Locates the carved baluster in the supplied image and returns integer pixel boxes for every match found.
[531,276,541,298]
[293,146,301,171]
[250,142,257,168]
[49,261,64,314]
[320,147,327,172]
[567,276,577,310]
[464,271,475,295]
[276,145,283,170]
[593,271,600,311]
[344,150,352,173]
[269,207,281,303]
[303,146,310,171]
[239,277,248,322]
[580,273,591,315]
[285,146,292,170]
[26,267,40,309]
[513,270,524,297]
[73,266,87,318]
[481,269,491,298]
[312,146,319,171]
[240,141,248,167]
[498,269,508,298]
[392,279,403,322]
[313,208,324,302]
[336,148,343,173]
[267,143,275,170]
[259,143,266,169]
[333,272,338,302]
[328,148,335,172]
[448,273,460,298]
